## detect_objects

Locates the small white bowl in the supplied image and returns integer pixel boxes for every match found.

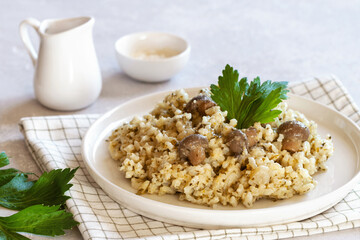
[115,32,190,82]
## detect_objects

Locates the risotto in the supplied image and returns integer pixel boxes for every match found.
[108,89,334,208]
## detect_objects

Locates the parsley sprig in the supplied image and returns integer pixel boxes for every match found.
[0,152,78,239]
[0,205,78,238]
[210,65,289,128]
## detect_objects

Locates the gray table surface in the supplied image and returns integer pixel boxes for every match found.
[1,0,360,239]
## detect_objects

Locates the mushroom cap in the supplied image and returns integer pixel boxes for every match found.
[226,129,248,155]
[178,134,208,165]
[184,95,216,116]
[277,120,310,141]
[277,120,310,152]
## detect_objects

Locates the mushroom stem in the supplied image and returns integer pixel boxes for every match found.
[188,148,206,166]
[245,127,258,148]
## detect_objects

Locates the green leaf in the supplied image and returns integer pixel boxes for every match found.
[0,169,23,187]
[0,152,78,239]
[21,168,77,207]
[0,168,77,210]
[0,152,9,168]
[0,153,25,189]
[0,225,30,240]
[210,65,288,129]
[0,173,34,210]
[0,205,78,237]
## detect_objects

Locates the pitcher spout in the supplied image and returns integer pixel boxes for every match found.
[40,16,94,36]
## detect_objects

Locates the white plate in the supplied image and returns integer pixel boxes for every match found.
[81,88,360,228]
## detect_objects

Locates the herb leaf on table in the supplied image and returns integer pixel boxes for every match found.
[0,169,24,188]
[0,168,77,210]
[0,152,79,239]
[0,152,10,168]
[0,152,32,188]
[210,65,289,129]
[0,152,77,210]
[0,205,78,239]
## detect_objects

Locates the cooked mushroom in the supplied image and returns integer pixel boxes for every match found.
[277,120,310,152]
[226,129,248,155]
[244,127,258,148]
[184,95,216,116]
[178,134,208,165]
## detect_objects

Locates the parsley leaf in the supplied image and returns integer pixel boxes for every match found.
[0,173,34,210]
[0,226,29,240]
[0,152,79,239]
[0,169,23,188]
[210,65,289,129]
[17,168,77,209]
[0,205,78,238]
[0,152,31,189]
[0,168,77,210]
[0,152,10,168]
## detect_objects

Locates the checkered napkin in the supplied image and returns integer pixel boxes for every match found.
[19,77,360,240]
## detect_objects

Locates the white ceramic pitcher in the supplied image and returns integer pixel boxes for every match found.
[19,16,102,111]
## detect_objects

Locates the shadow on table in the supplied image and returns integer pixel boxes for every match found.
[0,98,79,125]
[100,71,169,100]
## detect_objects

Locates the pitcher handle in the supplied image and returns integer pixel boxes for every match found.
[19,18,41,66]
